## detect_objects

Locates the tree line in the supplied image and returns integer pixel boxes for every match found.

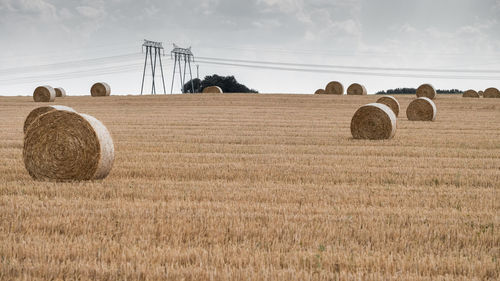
[375,88,462,95]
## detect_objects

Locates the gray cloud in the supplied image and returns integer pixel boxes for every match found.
[0,0,499,95]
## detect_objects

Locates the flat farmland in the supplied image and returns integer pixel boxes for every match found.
[0,94,499,280]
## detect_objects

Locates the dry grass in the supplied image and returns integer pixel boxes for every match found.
[0,94,499,281]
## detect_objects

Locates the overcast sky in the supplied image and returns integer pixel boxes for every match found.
[0,0,499,95]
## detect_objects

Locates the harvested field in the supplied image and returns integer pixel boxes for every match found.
[0,94,499,280]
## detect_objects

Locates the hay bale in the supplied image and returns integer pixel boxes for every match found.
[314,89,325,95]
[55,87,66,97]
[376,95,400,117]
[23,105,76,134]
[23,110,114,181]
[416,84,436,99]
[350,103,397,140]
[463,89,479,98]
[33,86,56,102]
[91,82,111,97]
[202,86,223,94]
[406,97,437,121]
[347,83,367,95]
[483,87,500,98]
[325,81,344,95]
[478,90,484,97]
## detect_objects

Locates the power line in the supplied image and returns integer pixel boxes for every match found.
[197,56,500,74]
[0,53,142,75]
[196,59,500,80]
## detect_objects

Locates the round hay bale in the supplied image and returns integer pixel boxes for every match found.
[463,89,479,98]
[325,81,344,95]
[376,95,400,117]
[91,82,111,97]
[33,86,56,102]
[347,83,367,95]
[23,105,76,134]
[406,97,437,121]
[23,110,114,182]
[314,89,325,95]
[416,84,436,99]
[478,90,484,97]
[202,86,223,94]
[483,87,500,98]
[55,87,66,97]
[350,103,397,140]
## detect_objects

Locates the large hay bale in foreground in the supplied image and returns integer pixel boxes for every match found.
[483,87,500,98]
[463,89,479,98]
[416,84,436,99]
[202,86,223,94]
[314,89,325,95]
[55,87,66,97]
[23,110,114,181]
[33,86,56,102]
[347,83,367,95]
[376,95,400,117]
[91,82,111,97]
[406,97,437,121]
[325,81,344,95]
[23,105,76,134]
[351,103,397,140]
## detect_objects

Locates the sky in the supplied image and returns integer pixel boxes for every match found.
[0,0,499,95]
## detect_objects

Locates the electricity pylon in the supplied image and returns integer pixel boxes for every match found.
[171,44,195,94]
[141,39,166,95]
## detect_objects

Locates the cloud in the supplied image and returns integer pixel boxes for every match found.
[76,5,105,19]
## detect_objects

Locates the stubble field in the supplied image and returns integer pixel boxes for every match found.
[0,93,499,280]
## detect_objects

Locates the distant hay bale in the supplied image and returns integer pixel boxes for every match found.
[23,110,114,182]
[325,81,344,95]
[350,103,397,140]
[406,97,437,121]
[55,87,66,97]
[463,89,479,98]
[314,89,326,95]
[416,84,436,99]
[483,87,500,98]
[91,82,111,97]
[478,90,484,97]
[23,105,76,134]
[202,86,223,94]
[376,95,400,117]
[33,86,56,102]
[347,83,367,95]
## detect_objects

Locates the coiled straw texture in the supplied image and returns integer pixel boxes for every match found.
[351,103,397,140]
[23,105,76,134]
[325,81,344,95]
[202,86,223,94]
[347,83,367,95]
[33,86,56,102]
[91,82,111,97]
[376,95,400,117]
[416,84,436,99]
[23,110,114,181]
[406,97,437,121]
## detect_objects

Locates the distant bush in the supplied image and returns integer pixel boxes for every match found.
[376,88,463,95]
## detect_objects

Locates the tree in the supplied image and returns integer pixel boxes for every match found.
[183,78,202,93]
[183,74,258,93]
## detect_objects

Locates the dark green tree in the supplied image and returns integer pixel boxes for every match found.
[184,74,258,93]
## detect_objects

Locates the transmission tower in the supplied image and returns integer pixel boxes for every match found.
[171,44,195,94]
[141,39,166,95]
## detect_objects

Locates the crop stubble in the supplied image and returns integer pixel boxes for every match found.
[0,94,498,280]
